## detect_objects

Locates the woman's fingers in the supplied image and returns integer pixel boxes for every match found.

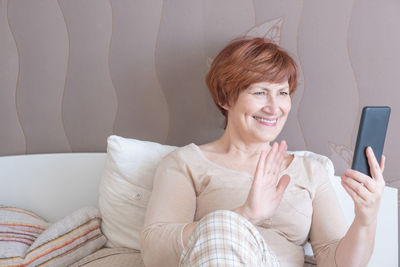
[254,140,288,188]
[341,178,365,204]
[273,141,287,170]
[263,142,279,185]
[276,174,290,197]
[264,142,278,174]
[344,169,375,193]
[264,141,287,184]
[341,174,371,202]
[253,151,266,186]
[274,141,286,174]
[366,147,384,183]
[380,155,386,172]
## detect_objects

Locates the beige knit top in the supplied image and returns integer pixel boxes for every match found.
[141,144,347,267]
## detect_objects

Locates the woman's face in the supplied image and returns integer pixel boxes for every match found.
[225,80,291,143]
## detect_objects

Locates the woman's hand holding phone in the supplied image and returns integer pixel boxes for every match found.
[341,147,386,227]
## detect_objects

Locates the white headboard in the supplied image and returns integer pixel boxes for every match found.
[0,153,106,222]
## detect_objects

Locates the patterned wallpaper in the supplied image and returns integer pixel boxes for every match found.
[0,0,399,186]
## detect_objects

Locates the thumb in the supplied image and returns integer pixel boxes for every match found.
[276,174,290,196]
[380,155,385,172]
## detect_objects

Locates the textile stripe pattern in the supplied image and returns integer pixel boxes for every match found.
[0,206,106,267]
[179,210,280,267]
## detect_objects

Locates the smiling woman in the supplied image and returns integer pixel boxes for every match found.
[140,37,387,267]
[226,80,291,145]
[206,37,297,129]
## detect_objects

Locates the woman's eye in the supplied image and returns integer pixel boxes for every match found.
[280,91,289,96]
[254,91,265,95]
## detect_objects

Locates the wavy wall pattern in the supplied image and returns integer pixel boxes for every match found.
[0,0,398,186]
[0,0,25,155]
[348,0,400,183]
[109,0,169,143]
[203,0,254,56]
[59,0,117,152]
[156,0,228,146]
[8,0,71,154]
[298,0,359,173]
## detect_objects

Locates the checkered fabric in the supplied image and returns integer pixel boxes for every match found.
[179,210,280,267]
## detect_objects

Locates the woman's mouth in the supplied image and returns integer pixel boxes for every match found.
[252,115,277,126]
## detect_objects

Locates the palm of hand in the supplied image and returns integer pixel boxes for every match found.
[240,141,291,225]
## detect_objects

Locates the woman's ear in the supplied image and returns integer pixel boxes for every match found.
[219,102,230,111]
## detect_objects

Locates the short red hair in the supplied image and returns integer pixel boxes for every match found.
[206,37,298,124]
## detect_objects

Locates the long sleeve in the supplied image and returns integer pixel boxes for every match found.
[140,152,197,267]
[309,158,348,267]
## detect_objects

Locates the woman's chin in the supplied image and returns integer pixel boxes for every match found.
[253,134,278,144]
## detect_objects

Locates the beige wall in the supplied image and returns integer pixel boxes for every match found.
[0,0,399,186]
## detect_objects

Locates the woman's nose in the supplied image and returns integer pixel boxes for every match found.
[262,96,279,114]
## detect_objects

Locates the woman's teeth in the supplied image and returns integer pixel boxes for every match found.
[253,116,277,124]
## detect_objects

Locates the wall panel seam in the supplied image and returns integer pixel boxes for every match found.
[7,0,27,154]
[108,0,119,136]
[295,0,308,150]
[57,0,73,152]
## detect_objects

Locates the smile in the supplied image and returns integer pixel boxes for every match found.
[252,116,277,126]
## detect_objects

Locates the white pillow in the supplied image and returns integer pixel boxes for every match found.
[99,135,177,250]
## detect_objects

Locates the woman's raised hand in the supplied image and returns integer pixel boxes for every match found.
[235,141,291,225]
[341,146,386,226]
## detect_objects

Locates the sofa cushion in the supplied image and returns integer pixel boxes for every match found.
[0,206,49,258]
[0,206,106,266]
[99,135,177,250]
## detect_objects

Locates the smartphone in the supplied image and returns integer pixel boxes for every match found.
[351,106,391,176]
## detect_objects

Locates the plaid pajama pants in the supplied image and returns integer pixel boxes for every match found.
[179,210,280,267]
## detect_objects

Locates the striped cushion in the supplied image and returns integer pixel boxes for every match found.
[0,206,49,258]
[0,206,106,266]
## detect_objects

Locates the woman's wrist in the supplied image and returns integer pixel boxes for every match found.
[353,216,377,229]
[232,206,257,225]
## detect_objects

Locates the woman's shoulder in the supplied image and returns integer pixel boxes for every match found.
[159,143,200,166]
[290,150,335,177]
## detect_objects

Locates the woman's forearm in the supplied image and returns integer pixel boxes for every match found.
[336,149,386,267]
[335,218,377,267]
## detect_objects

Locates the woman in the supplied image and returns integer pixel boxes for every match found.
[141,37,386,267]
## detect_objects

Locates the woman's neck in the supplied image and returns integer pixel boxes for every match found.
[199,128,293,174]
[208,128,272,160]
